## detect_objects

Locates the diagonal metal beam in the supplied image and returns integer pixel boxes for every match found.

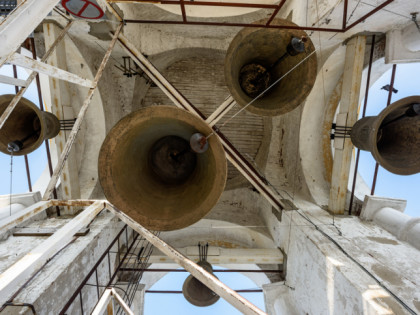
[0,21,74,130]
[116,33,285,210]
[42,22,124,200]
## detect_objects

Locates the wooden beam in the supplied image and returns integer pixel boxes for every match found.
[0,201,105,307]
[0,74,27,87]
[206,96,237,127]
[42,22,123,200]
[92,288,134,315]
[0,0,61,67]
[8,53,94,88]
[328,36,366,214]
[0,21,73,130]
[0,200,52,234]
[106,203,267,315]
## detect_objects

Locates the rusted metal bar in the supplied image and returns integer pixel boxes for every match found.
[119,268,282,273]
[12,64,33,192]
[107,0,279,9]
[106,0,395,33]
[344,0,394,31]
[0,21,73,129]
[106,203,267,315]
[349,35,375,214]
[116,33,284,211]
[266,0,286,26]
[59,225,128,315]
[180,0,187,22]
[342,0,348,29]
[42,22,123,200]
[148,289,263,294]
[371,63,396,195]
[123,19,344,32]
[27,37,61,215]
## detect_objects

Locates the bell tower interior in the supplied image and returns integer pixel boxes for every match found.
[0,0,419,314]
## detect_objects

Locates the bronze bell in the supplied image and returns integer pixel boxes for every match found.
[182,260,220,307]
[350,96,420,175]
[0,94,60,155]
[98,106,227,231]
[224,18,317,116]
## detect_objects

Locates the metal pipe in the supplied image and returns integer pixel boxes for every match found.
[119,268,281,273]
[27,38,60,215]
[123,19,344,32]
[266,0,286,26]
[145,289,263,294]
[371,63,397,195]
[348,35,375,214]
[342,0,348,29]
[42,22,123,200]
[344,0,394,31]
[12,64,33,192]
[107,0,279,9]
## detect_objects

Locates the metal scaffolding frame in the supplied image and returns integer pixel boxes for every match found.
[107,0,395,33]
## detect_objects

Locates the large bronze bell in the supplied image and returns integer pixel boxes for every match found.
[182,260,220,307]
[98,106,227,231]
[0,94,60,155]
[350,96,420,175]
[224,18,317,116]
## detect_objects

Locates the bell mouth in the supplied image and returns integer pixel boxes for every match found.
[149,135,197,185]
[98,105,227,231]
[0,95,45,156]
[224,18,317,116]
[182,261,220,307]
[372,96,420,175]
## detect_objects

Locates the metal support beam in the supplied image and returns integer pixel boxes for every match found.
[116,33,284,211]
[0,74,27,87]
[0,21,73,130]
[42,22,123,200]
[0,0,61,67]
[124,246,283,265]
[0,201,105,307]
[328,36,366,214]
[106,203,267,315]
[8,53,94,88]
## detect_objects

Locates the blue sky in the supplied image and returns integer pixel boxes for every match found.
[0,65,47,195]
[144,267,266,314]
[356,62,420,217]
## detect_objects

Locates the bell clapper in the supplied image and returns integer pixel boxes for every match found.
[190,133,209,154]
